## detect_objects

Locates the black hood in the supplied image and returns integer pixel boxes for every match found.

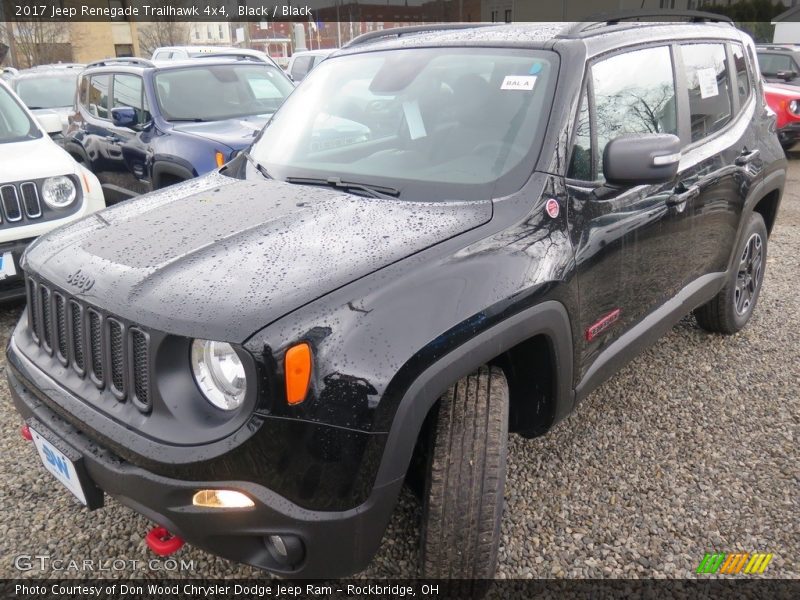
[23,173,492,341]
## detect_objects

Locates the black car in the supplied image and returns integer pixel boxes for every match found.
[65,57,294,203]
[7,15,786,579]
[756,43,800,85]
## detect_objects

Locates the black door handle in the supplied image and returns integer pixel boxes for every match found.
[735,148,760,166]
[667,184,700,206]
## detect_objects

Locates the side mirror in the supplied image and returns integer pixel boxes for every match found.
[111,106,137,129]
[35,112,63,135]
[603,133,681,186]
[777,70,798,82]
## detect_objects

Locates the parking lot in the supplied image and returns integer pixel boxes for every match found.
[0,159,797,579]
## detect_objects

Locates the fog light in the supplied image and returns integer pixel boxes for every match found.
[192,489,254,508]
[264,534,304,567]
[268,535,287,556]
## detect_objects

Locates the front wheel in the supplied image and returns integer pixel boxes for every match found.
[694,212,768,334]
[420,366,509,579]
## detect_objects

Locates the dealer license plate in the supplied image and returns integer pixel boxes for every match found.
[30,427,88,505]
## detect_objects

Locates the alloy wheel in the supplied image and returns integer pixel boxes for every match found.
[734,232,764,316]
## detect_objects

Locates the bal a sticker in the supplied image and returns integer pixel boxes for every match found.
[501,75,537,91]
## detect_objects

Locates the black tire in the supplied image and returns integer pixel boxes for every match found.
[420,365,509,579]
[694,212,768,334]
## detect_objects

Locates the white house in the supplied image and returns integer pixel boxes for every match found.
[773,5,800,44]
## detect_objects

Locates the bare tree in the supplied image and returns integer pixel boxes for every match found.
[7,20,70,68]
[138,22,191,58]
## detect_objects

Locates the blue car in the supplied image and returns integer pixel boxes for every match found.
[65,57,294,203]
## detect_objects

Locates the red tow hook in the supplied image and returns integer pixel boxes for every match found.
[145,526,184,557]
[20,424,32,441]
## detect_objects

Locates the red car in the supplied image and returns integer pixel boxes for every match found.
[763,81,800,150]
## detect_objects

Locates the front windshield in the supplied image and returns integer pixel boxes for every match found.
[249,48,557,200]
[15,73,78,109]
[155,64,294,121]
[0,85,41,143]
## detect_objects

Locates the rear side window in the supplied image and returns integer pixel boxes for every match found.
[86,75,110,119]
[680,44,732,143]
[732,44,751,108]
[112,74,151,125]
[591,46,678,176]
[757,52,794,76]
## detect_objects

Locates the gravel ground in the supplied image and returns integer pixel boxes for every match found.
[0,162,797,580]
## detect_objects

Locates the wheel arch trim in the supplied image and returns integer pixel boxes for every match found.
[151,161,195,188]
[372,300,574,488]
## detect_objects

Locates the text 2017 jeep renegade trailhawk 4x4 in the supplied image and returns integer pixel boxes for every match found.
[7,17,785,578]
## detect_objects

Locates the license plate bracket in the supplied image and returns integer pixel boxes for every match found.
[28,418,104,510]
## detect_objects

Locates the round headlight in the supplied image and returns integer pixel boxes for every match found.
[789,100,800,116]
[191,339,247,410]
[42,176,77,209]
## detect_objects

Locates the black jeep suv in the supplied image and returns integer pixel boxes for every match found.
[6,16,785,579]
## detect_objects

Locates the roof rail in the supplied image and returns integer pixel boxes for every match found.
[85,57,155,69]
[560,9,733,38]
[343,22,498,49]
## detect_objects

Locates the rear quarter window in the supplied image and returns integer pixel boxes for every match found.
[732,43,752,108]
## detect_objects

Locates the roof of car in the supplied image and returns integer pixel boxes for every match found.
[756,44,800,53]
[334,18,748,59]
[154,45,237,52]
[83,56,277,73]
[13,66,84,78]
[291,49,335,56]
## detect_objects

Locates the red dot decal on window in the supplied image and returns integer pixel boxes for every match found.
[545,198,560,219]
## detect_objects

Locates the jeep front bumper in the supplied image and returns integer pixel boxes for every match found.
[6,337,402,578]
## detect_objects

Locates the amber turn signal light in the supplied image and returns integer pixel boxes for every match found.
[285,343,312,405]
[215,151,225,168]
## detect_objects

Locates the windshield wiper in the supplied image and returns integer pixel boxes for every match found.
[169,117,207,122]
[285,176,399,199]
[241,151,272,180]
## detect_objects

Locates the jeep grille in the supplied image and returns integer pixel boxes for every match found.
[1,182,42,223]
[25,275,152,412]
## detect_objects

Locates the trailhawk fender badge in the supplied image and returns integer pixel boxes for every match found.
[585,308,622,342]
[545,198,560,218]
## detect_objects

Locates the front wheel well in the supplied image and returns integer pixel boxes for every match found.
[753,189,780,236]
[405,333,558,495]
[491,334,556,438]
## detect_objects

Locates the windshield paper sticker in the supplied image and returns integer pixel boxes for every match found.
[402,100,427,140]
[501,75,537,91]
[697,68,719,99]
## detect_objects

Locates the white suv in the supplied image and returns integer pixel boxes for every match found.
[0,80,105,300]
